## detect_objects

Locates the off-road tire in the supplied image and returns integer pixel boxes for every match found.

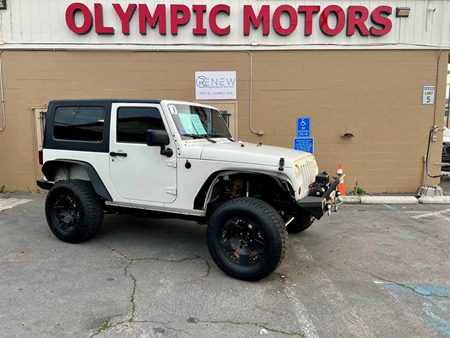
[286,213,315,234]
[45,179,104,243]
[207,197,287,281]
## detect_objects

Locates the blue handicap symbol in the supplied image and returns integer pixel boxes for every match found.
[297,117,311,137]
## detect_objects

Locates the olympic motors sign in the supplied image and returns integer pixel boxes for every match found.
[65,3,394,38]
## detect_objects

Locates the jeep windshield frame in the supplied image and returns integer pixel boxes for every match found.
[168,103,232,141]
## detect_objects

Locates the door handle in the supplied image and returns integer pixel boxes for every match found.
[110,151,128,158]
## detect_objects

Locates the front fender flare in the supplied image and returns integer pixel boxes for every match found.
[193,169,295,211]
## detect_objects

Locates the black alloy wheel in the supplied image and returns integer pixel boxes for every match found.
[220,217,265,266]
[207,197,287,281]
[45,180,104,243]
[51,194,81,233]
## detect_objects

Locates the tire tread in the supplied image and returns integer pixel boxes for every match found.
[207,197,287,281]
[45,179,103,243]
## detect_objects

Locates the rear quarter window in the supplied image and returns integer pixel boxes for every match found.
[54,106,105,142]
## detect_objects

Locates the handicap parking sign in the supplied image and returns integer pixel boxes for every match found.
[293,137,314,154]
[297,117,311,137]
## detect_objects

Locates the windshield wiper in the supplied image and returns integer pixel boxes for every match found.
[207,134,235,142]
[182,134,217,143]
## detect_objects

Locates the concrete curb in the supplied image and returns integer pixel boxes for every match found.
[341,196,361,204]
[342,195,450,205]
[360,196,419,204]
[418,196,450,204]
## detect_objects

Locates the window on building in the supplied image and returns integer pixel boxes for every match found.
[53,106,105,142]
[117,107,165,143]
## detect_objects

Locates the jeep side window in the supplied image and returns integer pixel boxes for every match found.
[117,107,165,143]
[53,106,105,142]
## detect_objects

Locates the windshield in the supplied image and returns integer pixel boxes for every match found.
[169,104,232,140]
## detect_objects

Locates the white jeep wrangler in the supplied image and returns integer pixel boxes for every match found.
[38,99,342,281]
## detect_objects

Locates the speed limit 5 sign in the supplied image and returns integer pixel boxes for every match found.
[422,85,436,105]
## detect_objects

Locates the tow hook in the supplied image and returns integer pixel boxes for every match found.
[326,203,332,215]
[331,192,344,213]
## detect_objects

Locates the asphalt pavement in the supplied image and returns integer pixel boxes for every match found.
[1,192,449,338]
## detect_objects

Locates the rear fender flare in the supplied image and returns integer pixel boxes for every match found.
[42,160,112,201]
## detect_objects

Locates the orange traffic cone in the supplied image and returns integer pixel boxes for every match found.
[336,164,346,196]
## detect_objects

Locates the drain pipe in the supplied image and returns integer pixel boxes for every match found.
[0,51,5,132]
[432,0,446,128]
[425,126,442,179]
[244,51,264,136]
[421,0,447,184]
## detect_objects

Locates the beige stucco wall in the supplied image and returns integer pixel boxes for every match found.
[0,50,446,193]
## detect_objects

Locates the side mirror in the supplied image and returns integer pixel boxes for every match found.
[146,129,169,146]
[145,129,173,157]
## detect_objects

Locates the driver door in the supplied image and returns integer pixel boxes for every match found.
[109,103,177,204]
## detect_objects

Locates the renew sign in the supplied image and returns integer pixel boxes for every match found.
[195,71,237,100]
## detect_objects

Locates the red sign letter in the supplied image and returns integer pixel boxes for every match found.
[192,5,207,35]
[66,3,93,35]
[209,4,230,36]
[347,6,369,36]
[273,5,298,36]
[94,3,114,35]
[139,4,166,35]
[244,5,270,36]
[320,5,345,36]
[298,6,320,36]
[113,3,137,35]
[370,6,392,36]
[170,5,191,35]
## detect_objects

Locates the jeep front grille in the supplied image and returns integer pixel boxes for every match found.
[297,158,318,194]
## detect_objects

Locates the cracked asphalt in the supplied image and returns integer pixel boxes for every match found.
[1,192,450,338]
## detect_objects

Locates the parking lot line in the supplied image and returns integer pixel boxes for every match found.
[289,244,376,338]
[283,284,319,338]
[0,198,32,212]
[411,208,450,219]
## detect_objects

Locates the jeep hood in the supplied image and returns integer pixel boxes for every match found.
[200,142,312,167]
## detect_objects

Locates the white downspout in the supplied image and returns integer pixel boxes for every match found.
[244,51,264,136]
[0,50,5,132]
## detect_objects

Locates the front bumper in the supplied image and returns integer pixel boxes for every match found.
[297,176,342,220]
